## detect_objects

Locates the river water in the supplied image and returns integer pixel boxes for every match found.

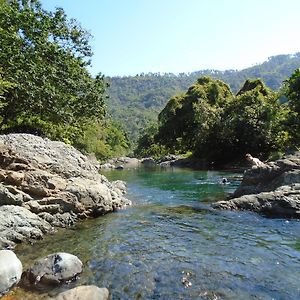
[15,167,300,299]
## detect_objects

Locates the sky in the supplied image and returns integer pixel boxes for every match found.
[41,0,300,77]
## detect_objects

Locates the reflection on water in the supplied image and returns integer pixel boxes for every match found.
[14,167,300,299]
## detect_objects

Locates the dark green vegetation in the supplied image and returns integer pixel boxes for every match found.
[107,54,300,143]
[136,70,300,165]
[0,0,129,159]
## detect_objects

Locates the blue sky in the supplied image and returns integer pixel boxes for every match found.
[41,0,300,76]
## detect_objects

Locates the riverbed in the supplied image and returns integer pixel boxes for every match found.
[14,167,300,299]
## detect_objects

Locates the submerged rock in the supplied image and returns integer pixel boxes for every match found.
[0,134,131,248]
[213,152,300,218]
[52,285,109,300]
[0,250,22,296]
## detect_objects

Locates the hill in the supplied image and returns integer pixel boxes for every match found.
[105,53,300,143]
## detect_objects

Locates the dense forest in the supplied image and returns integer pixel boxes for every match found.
[0,0,129,160]
[135,70,300,165]
[106,53,300,143]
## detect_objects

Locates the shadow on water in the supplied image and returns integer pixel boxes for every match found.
[13,167,300,299]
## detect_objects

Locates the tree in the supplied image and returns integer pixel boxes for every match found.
[285,68,300,113]
[0,68,14,100]
[156,77,233,154]
[0,0,107,136]
[284,68,300,146]
[222,80,283,159]
[135,76,291,164]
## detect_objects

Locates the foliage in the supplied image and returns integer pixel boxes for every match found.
[0,0,106,131]
[73,120,130,161]
[285,68,300,113]
[284,68,300,145]
[106,53,300,144]
[133,123,169,159]
[156,77,233,153]
[216,80,286,161]
[136,76,294,165]
[0,69,14,100]
[0,0,128,159]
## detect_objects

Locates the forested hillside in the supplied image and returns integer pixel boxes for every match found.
[106,53,300,143]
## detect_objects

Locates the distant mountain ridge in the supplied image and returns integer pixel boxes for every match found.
[105,53,300,143]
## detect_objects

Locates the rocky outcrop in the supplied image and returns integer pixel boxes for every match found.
[0,134,131,248]
[0,250,22,296]
[213,152,300,218]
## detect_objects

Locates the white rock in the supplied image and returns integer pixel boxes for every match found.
[0,250,22,296]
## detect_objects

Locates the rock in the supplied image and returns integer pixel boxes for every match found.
[214,185,300,218]
[111,180,127,195]
[157,154,179,164]
[0,134,99,179]
[213,152,300,218]
[115,165,124,170]
[140,155,198,168]
[99,163,115,169]
[26,252,83,285]
[0,205,51,248]
[0,184,24,206]
[140,157,156,166]
[52,285,109,300]
[0,134,132,247]
[105,157,140,169]
[0,250,22,296]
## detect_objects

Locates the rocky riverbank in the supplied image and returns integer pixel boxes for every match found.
[213,152,300,218]
[0,249,109,299]
[0,133,131,249]
[99,155,203,170]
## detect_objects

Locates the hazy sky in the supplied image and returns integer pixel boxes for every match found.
[41,0,300,76]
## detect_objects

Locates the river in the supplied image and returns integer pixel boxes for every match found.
[15,167,300,299]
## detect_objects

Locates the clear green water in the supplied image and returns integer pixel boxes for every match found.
[15,167,300,299]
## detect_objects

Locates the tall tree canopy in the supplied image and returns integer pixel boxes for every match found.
[136,76,293,164]
[0,0,107,135]
[156,77,233,153]
[0,0,130,160]
[284,68,300,145]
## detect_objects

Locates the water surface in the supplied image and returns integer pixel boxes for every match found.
[15,167,300,299]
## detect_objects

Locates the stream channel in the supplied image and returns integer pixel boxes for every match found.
[15,167,300,299]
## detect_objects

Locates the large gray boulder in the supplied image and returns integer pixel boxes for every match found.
[26,252,83,285]
[52,285,109,300]
[0,250,22,296]
[0,133,99,179]
[213,152,300,218]
[0,134,131,248]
